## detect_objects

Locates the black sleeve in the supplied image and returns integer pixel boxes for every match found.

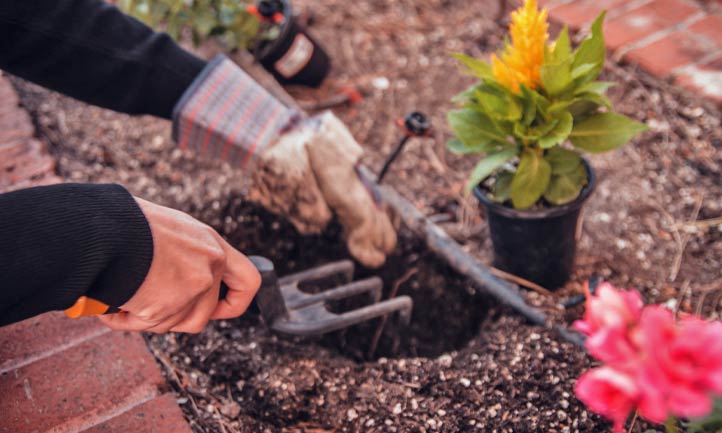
[0,183,154,326]
[0,0,207,119]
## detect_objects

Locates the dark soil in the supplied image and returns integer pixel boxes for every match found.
[9,0,722,431]
[215,200,490,361]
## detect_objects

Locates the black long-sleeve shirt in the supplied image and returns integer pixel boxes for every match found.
[0,0,210,325]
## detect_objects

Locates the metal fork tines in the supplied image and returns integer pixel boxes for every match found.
[251,256,413,337]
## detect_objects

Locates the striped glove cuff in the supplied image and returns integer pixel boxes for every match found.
[172,55,297,169]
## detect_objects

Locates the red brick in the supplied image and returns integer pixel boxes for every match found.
[0,80,19,104]
[0,105,32,130]
[548,0,630,29]
[0,123,34,146]
[675,52,722,106]
[0,313,109,374]
[0,331,165,433]
[83,394,193,433]
[0,98,21,119]
[604,0,700,50]
[0,140,29,161]
[687,14,722,46]
[0,174,63,193]
[624,30,711,77]
[0,152,56,184]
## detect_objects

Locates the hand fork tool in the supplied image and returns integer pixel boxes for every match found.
[66,256,413,337]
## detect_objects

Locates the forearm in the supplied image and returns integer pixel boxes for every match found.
[0,184,153,325]
[0,0,205,118]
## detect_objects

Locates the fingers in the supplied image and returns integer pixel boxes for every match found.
[99,286,216,334]
[169,285,222,333]
[211,236,261,320]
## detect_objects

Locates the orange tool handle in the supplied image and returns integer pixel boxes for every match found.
[65,286,231,319]
[64,296,119,319]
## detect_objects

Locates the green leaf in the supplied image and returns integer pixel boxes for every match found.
[465,148,518,193]
[447,138,488,155]
[575,92,612,109]
[540,57,573,97]
[510,149,552,209]
[519,84,551,125]
[575,81,615,96]
[544,163,588,205]
[452,53,494,80]
[572,12,606,84]
[475,84,522,121]
[545,146,582,174]
[448,109,508,151]
[451,84,482,105]
[492,170,514,202]
[520,88,537,126]
[569,112,648,153]
[539,111,573,148]
[195,10,217,36]
[567,100,601,118]
[571,63,596,80]
[514,118,558,141]
[552,26,571,62]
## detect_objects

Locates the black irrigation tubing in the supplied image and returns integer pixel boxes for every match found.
[373,177,586,349]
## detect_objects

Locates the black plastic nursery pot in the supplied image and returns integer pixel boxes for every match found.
[253,0,331,87]
[473,160,597,290]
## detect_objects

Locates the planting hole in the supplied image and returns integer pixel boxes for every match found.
[215,200,493,361]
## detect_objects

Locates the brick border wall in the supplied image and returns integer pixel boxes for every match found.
[0,72,193,433]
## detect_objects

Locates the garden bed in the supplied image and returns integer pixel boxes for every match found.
[9,0,722,431]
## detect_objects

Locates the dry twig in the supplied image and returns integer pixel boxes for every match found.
[490,267,553,297]
[669,195,704,281]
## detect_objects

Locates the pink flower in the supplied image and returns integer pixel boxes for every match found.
[573,282,644,367]
[573,282,643,336]
[635,306,722,421]
[575,366,639,433]
[574,281,722,429]
[585,326,640,368]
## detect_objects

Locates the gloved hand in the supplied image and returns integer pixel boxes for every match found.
[173,56,396,267]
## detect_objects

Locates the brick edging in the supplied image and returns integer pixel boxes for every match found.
[0,73,193,433]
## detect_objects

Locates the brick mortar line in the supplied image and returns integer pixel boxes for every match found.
[544,0,575,11]
[673,46,722,75]
[44,383,161,433]
[612,10,708,61]
[0,326,111,375]
[604,0,654,21]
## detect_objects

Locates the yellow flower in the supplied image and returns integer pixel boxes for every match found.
[491,0,549,93]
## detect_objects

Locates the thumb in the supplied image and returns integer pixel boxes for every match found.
[211,238,261,320]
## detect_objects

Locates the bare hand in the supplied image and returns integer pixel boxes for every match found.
[98,197,260,333]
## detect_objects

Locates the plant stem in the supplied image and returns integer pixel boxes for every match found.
[665,416,678,433]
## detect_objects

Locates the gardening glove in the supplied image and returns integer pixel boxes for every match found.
[172,56,396,267]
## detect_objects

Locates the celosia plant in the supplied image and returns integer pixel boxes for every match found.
[574,282,722,433]
[447,0,647,209]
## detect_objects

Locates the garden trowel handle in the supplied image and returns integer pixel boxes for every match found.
[218,255,276,301]
[219,255,288,325]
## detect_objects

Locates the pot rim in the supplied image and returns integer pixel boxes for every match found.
[254,0,295,61]
[473,157,597,220]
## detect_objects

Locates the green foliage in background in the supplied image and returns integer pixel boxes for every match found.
[117,0,262,50]
[448,13,648,210]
